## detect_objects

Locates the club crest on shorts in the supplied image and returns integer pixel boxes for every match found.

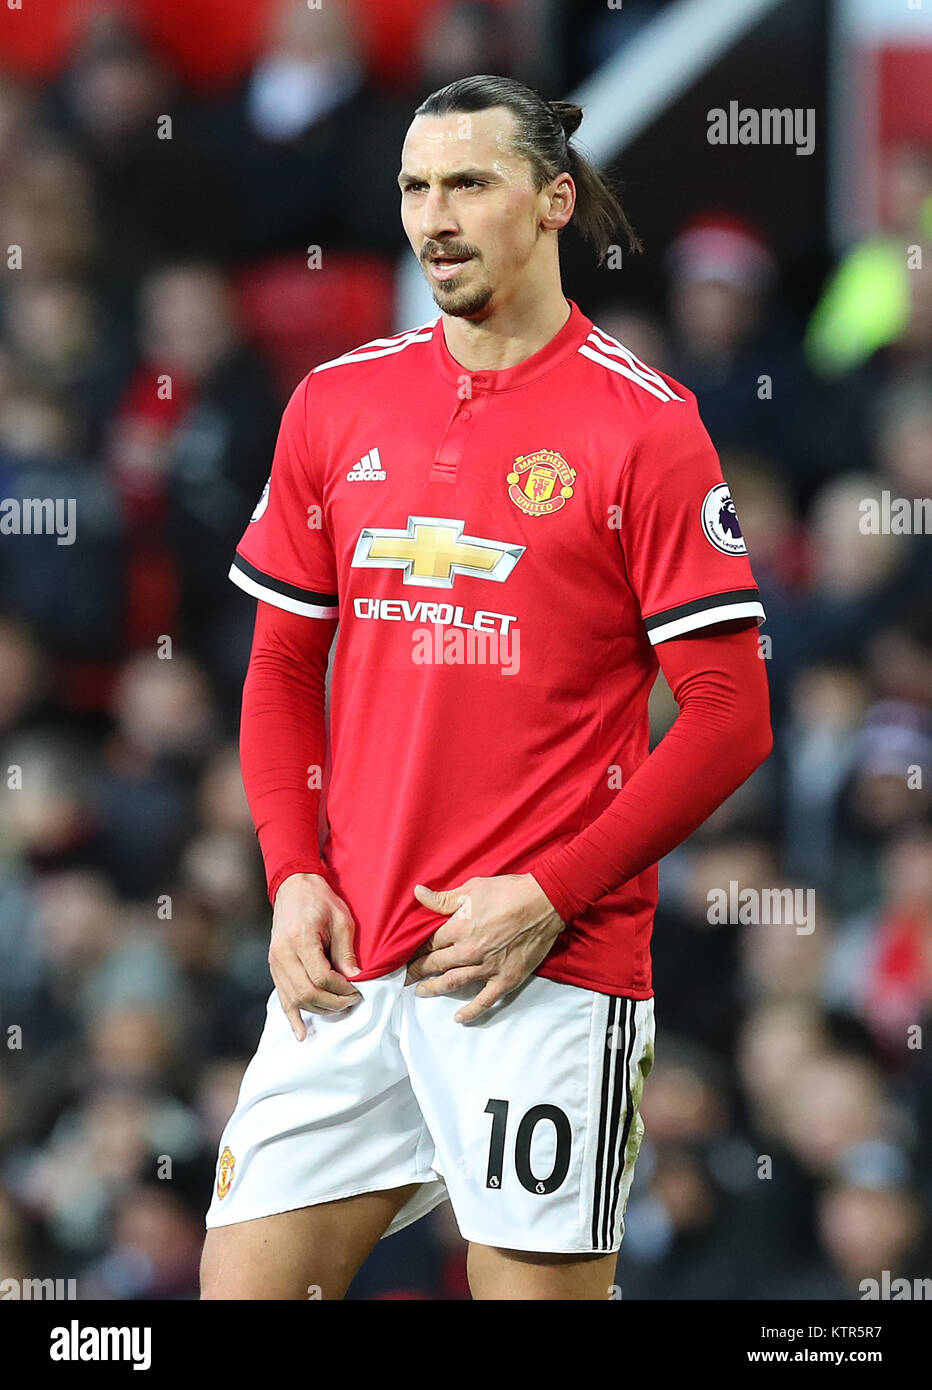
[217,1146,235,1199]
[700,482,748,555]
[506,450,576,516]
[250,475,271,522]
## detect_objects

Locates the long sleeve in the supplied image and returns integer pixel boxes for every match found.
[238,597,338,905]
[526,620,773,922]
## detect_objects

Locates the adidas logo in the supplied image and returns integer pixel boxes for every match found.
[347,447,386,481]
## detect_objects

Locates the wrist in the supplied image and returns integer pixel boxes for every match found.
[269,863,328,905]
[525,872,570,930]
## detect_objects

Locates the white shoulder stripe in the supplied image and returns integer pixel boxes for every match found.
[312,321,437,374]
[578,343,679,403]
[586,328,684,402]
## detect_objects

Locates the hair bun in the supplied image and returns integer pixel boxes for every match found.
[548,100,583,139]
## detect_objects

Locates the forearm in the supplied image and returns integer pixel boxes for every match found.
[238,600,337,905]
[527,622,773,921]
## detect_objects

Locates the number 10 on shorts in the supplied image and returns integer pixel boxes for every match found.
[483,1099,572,1194]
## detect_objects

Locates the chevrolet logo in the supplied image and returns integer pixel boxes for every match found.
[351,516,524,589]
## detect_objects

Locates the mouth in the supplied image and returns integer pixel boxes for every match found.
[426,253,473,282]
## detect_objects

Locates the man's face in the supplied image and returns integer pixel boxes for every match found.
[398,107,548,318]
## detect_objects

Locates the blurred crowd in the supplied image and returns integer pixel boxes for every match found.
[0,0,930,1301]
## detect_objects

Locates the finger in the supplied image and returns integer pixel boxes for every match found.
[403,916,466,979]
[413,967,487,998]
[405,951,438,983]
[328,911,361,979]
[300,989,361,1014]
[273,952,360,1013]
[454,978,508,1024]
[272,962,351,1029]
[271,957,316,1017]
[407,943,476,982]
[294,942,362,999]
[413,882,470,916]
[276,991,307,1042]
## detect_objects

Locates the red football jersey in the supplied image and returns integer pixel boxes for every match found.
[230,300,765,997]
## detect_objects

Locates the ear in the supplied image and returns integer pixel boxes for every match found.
[540,172,575,232]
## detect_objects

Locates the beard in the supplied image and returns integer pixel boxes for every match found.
[430,279,494,318]
[425,266,494,319]
[430,280,494,317]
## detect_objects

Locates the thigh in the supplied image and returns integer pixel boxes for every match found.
[200,1184,421,1300]
[466,1243,619,1301]
[402,974,655,1258]
[205,972,446,1247]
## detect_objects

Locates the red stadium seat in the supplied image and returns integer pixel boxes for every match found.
[235,253,396,398]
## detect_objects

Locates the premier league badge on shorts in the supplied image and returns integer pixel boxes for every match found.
[216,1146,236,1200]
[700,482,748,555]
[507,450,576,516]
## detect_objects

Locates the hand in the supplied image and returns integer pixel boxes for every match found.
[269,873,362,1039]
[404,874,565,1024]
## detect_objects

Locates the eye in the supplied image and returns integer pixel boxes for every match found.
[402,182,426,194]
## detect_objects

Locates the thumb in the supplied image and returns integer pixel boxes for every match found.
[414,882,466,915]
[329,912,361,978]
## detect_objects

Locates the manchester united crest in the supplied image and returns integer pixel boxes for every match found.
[506,450,576,516]
[217,1146,235,1200]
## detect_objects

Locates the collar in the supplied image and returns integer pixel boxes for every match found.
[429,298,592,393]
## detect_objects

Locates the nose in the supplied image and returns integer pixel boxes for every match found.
[419,186,459,245]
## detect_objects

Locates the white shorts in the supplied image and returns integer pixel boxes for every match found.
[205,967,655,1254]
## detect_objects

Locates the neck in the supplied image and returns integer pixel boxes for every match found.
[440,281,571,372]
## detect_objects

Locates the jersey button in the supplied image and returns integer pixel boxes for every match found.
[461,409,471,420]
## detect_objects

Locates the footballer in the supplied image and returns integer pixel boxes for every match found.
[200,74,772,1301]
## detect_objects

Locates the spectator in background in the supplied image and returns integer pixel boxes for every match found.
[816,150,932,474]
[806,142,932,379]
[793,473,914,670]
[737,999,831,1144]
[79,1183,205,1300]
[0,383,125,661]
[824,824,932,1060]
[619,1043,763,1299]
[0,141,96,285]
[207,0,411,257]
[871,376,932,614]
[665,213,830,511]
[2,278,126,454]
[415,1,516,95]
[109,264,279,670]
[90,651,216,900]
[808,1172,929,1301]
[652,838,779,1061]
[0,616,51,736]
[782,661,869,892]
[45,10,232,320]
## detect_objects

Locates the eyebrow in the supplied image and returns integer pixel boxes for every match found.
[396,167,497,188]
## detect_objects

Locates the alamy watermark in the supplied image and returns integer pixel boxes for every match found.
[707,101,815,156]
[860,1270,931,1300]
[410,622,520,675]
[707,881,815,934]
[0,498,76,545]
[859,491,931,535]
[1,1276,77,1299]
